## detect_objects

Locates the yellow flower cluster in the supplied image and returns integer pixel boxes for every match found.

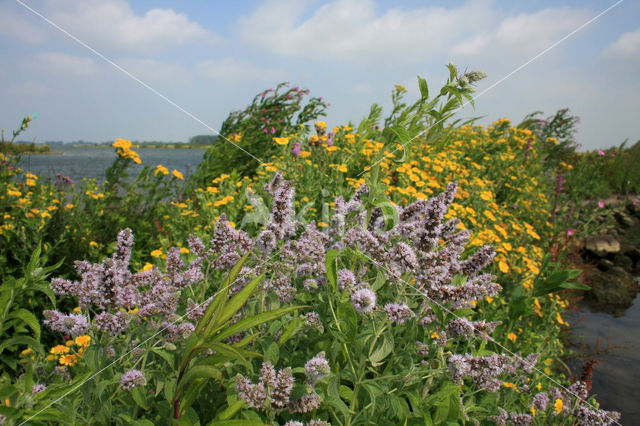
[47,335,91,366]
[112,138,141,164]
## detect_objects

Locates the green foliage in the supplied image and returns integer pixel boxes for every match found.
[193,82,328,183]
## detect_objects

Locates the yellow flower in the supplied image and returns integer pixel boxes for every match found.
[179,247,189,254]
[50,345,70,355]
[317,222,328,227]
[75,335,91,347]
[498,261,509,273]
[337,164,348,173]
[59,354,78,366]
[73,306,81,313]
[299,151,311,158]
[554,398,563,414]
[507,332,517,342]
[172,170,184,180]
[155,165,169,175]
[431,331,439,339]
[273,137,290,145]
[483,210,496,221]
[503,382,517,390]
[315,121,327,129]
[113,138,132,150]
[150,249,163,258]
[530,406,536,418]
[21,348,33,356]
[26,178,36,186]
[89,241,98,247]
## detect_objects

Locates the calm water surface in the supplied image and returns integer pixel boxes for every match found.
[18,146,207,182]
[566,280,640,421]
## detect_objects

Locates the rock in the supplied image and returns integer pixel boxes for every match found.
[585,235,621,257]
[597,258,615,272]
[623,246,640,264]
[613,254,634,273]
[615,211,636,228]
[583,266,640,317]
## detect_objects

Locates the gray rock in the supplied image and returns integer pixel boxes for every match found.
[585,235,621,256]
[584,266,639,317]
[613,254,634,273]
[615,212,636,228]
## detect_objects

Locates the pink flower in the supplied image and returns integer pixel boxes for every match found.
[598,200,605,208]
[598,150,605,156]
[270,126,275,134]
[291,143,301,157]
[567,228,574,236]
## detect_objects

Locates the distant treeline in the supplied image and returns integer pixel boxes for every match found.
[0,141,50,154]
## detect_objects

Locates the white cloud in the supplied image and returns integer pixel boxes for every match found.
[43,0,220,53]
[454,7,593,57]
[601,27,640,60]
[117,58,191,86]
[6,81,49,96]
[27,52,101,77]
[239,0,495,63]
[196,58,285,82]
[0,4,49,44]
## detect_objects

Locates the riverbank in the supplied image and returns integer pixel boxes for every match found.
[567,195,640,420]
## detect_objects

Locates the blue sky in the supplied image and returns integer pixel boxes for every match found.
[1,0,638,150]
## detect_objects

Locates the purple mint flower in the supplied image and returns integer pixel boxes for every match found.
[351,287,376,314]
[384,303,415,324]
[32,384,46,394]
[236,376,267,409]
[289,393,322,413]
[272,367,295,408]
[260,361,278,389]
[532,392,549,411]
[304,352,330,383]
[291,142,301,157]
[43,310,90,337]
[120,369,146,391]
[337,269,356,291]
[327,131,334,146]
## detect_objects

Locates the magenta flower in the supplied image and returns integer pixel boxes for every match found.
[271,126,275,134]
[598,200,605,208]
[567,228,574,236]
[291,143,301,157]
[598,150,605,156]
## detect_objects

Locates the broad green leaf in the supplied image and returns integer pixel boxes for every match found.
[369,334,394,367]
[214,306,306,342]
[418,76,429,99]
[151,348,175,369]
[197,253,250,334]
[214,400,244,421]
[213,272,265,330]
[325,249,339,292]
[0,335,43,354]
[8,309,40,340]
[176,365,222,395]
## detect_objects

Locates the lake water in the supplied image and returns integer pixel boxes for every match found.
[566,280,640,421]
[17,146,207,183]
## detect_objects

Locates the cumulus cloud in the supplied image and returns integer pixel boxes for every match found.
[26,52,101,77]
[196,58,285,82]
[601,27,640,60]
[239,0,495,63]
[0,4,50,44]
[42,0,220,53]
[454,7,593,57]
